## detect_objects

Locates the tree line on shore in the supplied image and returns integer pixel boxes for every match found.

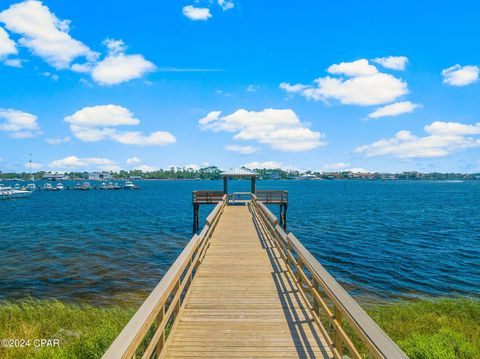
[1,166,480,181]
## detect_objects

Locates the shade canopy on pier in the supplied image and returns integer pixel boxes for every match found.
[222,167,259,194]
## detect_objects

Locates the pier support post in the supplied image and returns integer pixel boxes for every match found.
[279,204,287,230]
[193,204,199,232]
[223,177,228,194]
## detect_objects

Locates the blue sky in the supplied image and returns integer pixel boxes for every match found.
[0,0,479,173]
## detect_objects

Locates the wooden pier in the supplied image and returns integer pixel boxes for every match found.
[103,193,407,359]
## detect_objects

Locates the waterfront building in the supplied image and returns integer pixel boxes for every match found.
[42,173,69,181]
[88,172,113,181]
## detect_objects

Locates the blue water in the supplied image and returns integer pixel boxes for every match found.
[0,180,479,305]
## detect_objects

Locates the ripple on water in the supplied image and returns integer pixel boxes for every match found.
[0,179,479,305]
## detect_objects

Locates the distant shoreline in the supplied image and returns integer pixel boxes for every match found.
[0,177,477,182]
[2,167,479,182]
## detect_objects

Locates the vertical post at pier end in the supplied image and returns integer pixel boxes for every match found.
[279,203,287,230]
[223,176,228,194]
[193,203,199,232]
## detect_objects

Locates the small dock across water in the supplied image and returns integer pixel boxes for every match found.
[103,190,407,359]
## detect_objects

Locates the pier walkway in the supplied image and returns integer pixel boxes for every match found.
[165,205,331,358]
[103,194,407,359]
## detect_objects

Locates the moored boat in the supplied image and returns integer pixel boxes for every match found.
[0,185,32,199]
[124,181,136,190]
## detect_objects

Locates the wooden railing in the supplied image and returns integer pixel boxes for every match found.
[256,189,288,204]
[192,190,224,204]
[193,190,288,204]
[227,192,251,204]
[250,195,407,359]
[102,195,228,359]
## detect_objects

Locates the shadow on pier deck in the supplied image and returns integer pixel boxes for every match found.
[103,194,407,359]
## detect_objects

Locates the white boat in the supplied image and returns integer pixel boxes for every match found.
[14,183,20,190]
[124,181,136,190]
[107,182,114,190]
[0,185,32,199]
[113,183,121,190]
[81,182,91,190]
[44,183,53,191]
[100,182,107,190]
[26,183,36,191]
[56,183,64,191]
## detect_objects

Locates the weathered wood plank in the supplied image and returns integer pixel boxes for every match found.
[163,205,332,359]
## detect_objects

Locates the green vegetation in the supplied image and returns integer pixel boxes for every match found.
[0,298,478,358]
[0,299,135,359]
[2,167,480,181]
[367,298,480,359]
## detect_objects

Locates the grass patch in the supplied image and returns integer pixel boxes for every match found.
[367,298,480,359]
[0,297,479,358]
[0,298,135,359]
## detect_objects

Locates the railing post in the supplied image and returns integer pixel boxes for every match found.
[296,258,302,284]
[155,305,166,356]
[174,280,181,317]
[334,306,344,355]
[312,278,320,313]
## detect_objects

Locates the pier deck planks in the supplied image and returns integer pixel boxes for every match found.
[163,205,332,359]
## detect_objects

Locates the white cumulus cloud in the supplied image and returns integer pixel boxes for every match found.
[217,0,234,11]
[372,56,408,71]
[327,59,378,77]
[367,101,421,119]
[45,136,70,144]
[322,162,350,170]
[243,161,283,170]
[135,164,158,172]
[0,0,98,69]
[225,144,258,154]
[182,5,212,21]
[126,156,142,165]
[50,155,119,171]
[199,108,325,152]
[64,105,176,146]
[90,39,156,86]
[125,156,158,171]
[4,58,22,67]
[0,108,41,138]
[24,161,43,170]
[346,167,370,173]
[442,64,479,86]
[355,121,480,158]
[0,26,17,57]
[280,59,408,106]
[279,82,308,94]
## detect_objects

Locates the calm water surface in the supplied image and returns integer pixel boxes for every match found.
[0,180,479,305]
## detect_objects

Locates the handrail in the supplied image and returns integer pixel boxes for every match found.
[250,197,407,359]
[256,189,288,203]
[192,190,225,204]
[103,195,227,359]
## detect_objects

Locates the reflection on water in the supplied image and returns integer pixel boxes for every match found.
[0,180,479,305]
